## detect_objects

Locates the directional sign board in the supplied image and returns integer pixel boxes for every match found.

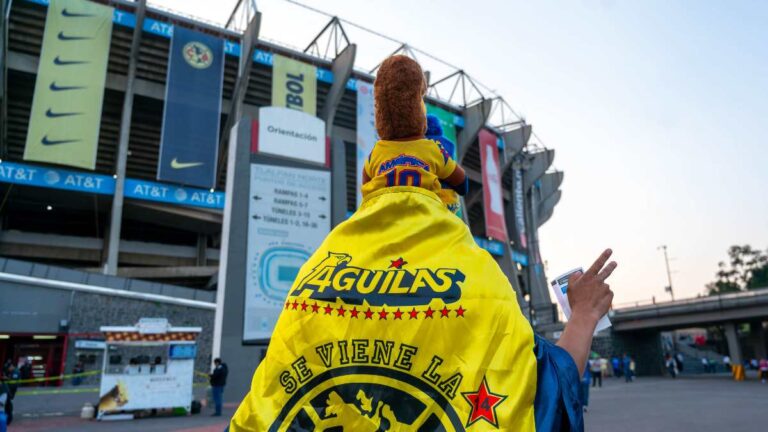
[243,163,331,341]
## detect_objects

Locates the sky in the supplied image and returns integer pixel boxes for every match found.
[154,0,768,304]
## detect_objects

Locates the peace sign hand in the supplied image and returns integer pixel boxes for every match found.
[567,249,617,323]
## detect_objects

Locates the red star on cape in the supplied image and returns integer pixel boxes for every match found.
[300,301,308,312]
[336,306,346,316]
[440,306,450,318]
[364,308,374,320]
[311,303,320,313]
[409,308,419,319]
[462,376,507,428]
[389,257,407,269]
[291,300,299,310]
[456,305,466,317]
[323,304,333,315]
[378,309,388,320]
[393,309,404,320]
[350,307,359,318]
[424,307,434,318]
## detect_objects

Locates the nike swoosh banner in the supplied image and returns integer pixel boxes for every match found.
[157,26,224,188]
[23,0,113,170]
[272,54,317,115]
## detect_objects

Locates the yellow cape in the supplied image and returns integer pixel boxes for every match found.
[231,186,536,431]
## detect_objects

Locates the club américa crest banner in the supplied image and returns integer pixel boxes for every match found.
[157,26,224,189]
[230,186,536,431]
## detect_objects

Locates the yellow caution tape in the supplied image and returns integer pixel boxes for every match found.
[16,387,100,396]
[5,369,101,385]
[6,369,212,388]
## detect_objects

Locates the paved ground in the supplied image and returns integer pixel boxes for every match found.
[9,386,235,432]
[7,375,767,431]
[586,375,768,432]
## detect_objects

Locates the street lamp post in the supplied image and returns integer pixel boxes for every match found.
[658,245,675,301]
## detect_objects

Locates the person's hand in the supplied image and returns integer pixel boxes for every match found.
[557,249,618,375]
[567,249,617,324]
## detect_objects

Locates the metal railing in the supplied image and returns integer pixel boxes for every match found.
[612,286,768,313]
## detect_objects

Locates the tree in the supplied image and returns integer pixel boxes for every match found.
[707,245,768,295]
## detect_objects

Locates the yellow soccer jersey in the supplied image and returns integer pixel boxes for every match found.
[362,139,457,199]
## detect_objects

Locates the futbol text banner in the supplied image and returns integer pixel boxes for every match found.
[272,54,317,115]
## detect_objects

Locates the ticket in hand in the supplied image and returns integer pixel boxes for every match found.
[551,267,612,334]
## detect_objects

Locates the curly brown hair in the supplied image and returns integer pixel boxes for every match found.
[374,55,427,140]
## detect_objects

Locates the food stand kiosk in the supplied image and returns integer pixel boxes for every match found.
[97,318,201,419]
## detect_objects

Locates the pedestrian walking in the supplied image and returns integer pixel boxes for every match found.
[611,356,621,378]
[701,357,709,373]
[0,378,8,432]
[622,353,633,382]
[580,367,591,413]
[3,365,17,426]
[759,358,768,383]
[675,352,684,373]
[72,361,85,386]
[723,355,731,372]
[600,357,609,378]
[209,358,228,417]
[18,359,31,385]
[665,354,678,378]
[589,356,603,387]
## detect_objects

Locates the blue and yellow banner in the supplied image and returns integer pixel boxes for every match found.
[23,0,113,170]
[157,26,224,189]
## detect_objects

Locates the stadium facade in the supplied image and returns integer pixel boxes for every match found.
[0,0,563,392]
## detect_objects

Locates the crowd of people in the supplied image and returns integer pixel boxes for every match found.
[580,353,636,412]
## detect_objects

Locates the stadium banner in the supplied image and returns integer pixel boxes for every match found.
[157,26,224,189]
[426,103,457,146]
[244,163,331,341]
[0,161,225,209]
[513,166,528,249]
[23,0,113,170]
[24,0,359,93]
[479,129,509,242]
[124,179,225,209]
[252,107,328,166]
[355,81,376,207]
[0,161,114,195]
[426,103,464,218]
[272,54,317,115]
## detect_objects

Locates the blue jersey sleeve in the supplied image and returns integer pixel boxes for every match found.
[533,334,584,432]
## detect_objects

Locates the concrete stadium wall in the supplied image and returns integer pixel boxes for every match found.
[0,257,216,387]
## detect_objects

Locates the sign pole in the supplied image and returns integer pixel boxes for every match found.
[104,0,146,275]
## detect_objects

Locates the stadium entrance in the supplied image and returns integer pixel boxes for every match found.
[0,333,65,386]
